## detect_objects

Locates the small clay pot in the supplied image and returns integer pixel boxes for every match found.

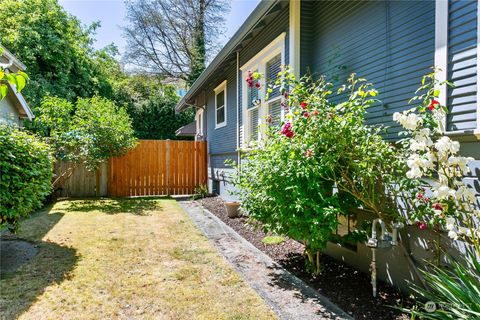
[225,201,241,218]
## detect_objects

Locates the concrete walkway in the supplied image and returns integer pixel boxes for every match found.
[178,200,353,320]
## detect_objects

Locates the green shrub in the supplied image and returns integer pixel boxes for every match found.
[231,69,410,274]
[0,124,53,232]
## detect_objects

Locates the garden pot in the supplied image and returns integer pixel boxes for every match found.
[225,201,241,218]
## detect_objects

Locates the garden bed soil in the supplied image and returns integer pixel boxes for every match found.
[199,196,414,320]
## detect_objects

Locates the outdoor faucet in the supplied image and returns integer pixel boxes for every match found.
[372,218,387,241]
[367,218,390,248]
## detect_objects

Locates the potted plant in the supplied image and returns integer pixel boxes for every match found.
[224,201,241,218]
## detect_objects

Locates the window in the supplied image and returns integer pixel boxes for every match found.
[241,33,286,144]
[266,54,282,98]
[214,81,227,129]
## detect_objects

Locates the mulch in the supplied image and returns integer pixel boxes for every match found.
[199,196,414,320]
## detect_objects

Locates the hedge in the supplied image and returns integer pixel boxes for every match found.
[0,124,53,232]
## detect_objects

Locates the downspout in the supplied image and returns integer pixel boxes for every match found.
[236,51,241,164]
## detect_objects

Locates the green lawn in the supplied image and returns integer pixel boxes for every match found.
[0,198,277,320]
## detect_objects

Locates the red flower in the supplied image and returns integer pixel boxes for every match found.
[428,99,440,111]
[417,192,424,200]
[433,203,443,211]
[416,221,427,230]
[255,82,261,89]
[281,122,294,138]
[302,111,310,118]
[300,102,308,109]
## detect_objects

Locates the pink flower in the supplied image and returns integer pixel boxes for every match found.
[300,102,308,109]
[281,122,294,138]
[311,110,319,116]
[302,111,310,118]
[304,148,313,158]
[417,192,424,200]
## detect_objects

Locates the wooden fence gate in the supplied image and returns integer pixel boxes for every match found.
[108,140,207,197]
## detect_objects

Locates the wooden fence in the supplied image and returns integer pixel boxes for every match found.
[108,140,207,197]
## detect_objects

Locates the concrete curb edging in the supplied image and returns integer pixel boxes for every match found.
[177,200,353,320]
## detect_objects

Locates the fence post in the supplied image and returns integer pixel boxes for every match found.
[166,139,171,196]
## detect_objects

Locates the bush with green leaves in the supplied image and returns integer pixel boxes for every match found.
[36,96,137,178]
[0,124,53,232]
[232,69,413,273]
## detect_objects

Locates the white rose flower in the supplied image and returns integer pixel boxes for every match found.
[448,230,458,240]
[434,185,452,200]
[393,112,401,122]
[445,217,456,230]
[404,113,422,131]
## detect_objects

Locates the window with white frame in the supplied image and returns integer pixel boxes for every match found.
[241,33,286,144]
[214,81,227,129]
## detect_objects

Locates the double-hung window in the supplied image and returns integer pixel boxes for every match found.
[214,81,227,129]
[241,33,286,145]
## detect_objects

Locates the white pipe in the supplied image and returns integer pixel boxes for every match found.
[236,51,240,164]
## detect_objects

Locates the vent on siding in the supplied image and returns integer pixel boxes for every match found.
[249,108,259,141]
[447,0,477,131]
[267,54,282,98]
[268,100,282,126]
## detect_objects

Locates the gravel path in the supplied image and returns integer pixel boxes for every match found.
[178,199,353,320]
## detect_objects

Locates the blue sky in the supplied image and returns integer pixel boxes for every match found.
[59,0,261,57]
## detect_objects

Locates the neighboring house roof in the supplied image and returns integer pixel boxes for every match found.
[1,45,34,121]
[0,44,27,71]
[176,0,281,112]
[175,121,197,137]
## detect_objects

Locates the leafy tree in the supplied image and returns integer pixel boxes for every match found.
[36,96,137,188]
[112,75,194,139]
[0,124,53,232]
[0,0,119,107]
[124,0,229,85]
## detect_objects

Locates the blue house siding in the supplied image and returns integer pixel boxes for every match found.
[304,0,435,140]
[206,63,238,169]
[447,0,478,131]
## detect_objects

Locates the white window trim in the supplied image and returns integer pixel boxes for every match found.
[436,0,480,138]
[195,107,204,140]
[241,33,286,145]
[214,80,227,129]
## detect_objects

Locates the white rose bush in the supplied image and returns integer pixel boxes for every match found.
[394,71,479,247]
[396,70,480,319]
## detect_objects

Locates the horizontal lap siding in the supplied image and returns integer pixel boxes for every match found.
[207,64,238,168]
[447,0,478,131]
[307,0,435,140]
[239,4,290,146]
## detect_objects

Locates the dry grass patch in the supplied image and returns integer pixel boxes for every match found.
[0,198,277,320]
